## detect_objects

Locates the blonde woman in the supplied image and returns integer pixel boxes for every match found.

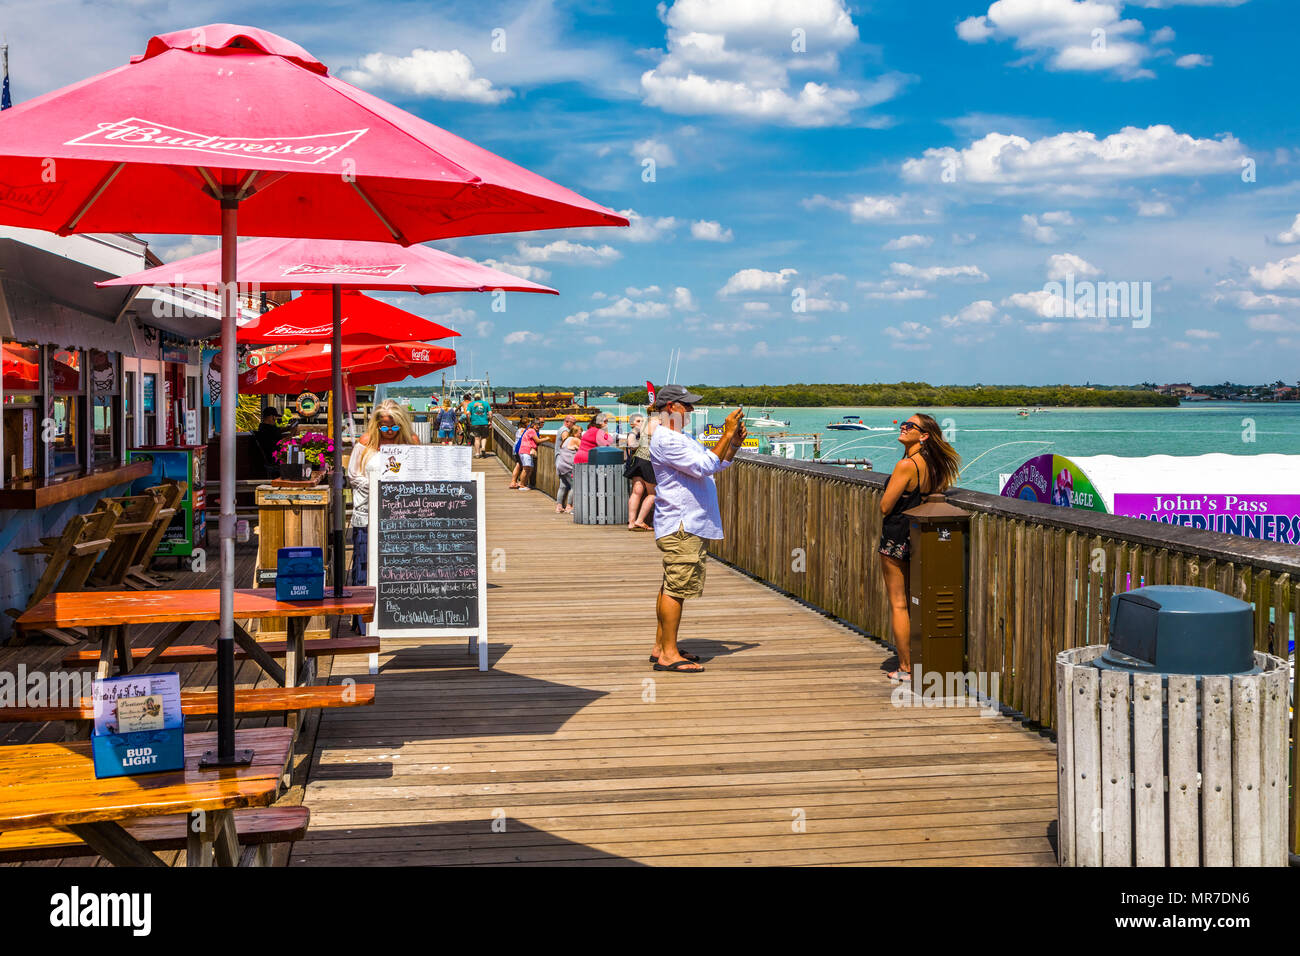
[346,400,418,631]
[879,413,961,680]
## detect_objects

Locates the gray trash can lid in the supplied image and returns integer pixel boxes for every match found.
[1097,585,1256,676]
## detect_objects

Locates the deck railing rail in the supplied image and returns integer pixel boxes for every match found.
[711,450,1299,854]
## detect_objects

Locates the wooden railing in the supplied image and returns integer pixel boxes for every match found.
[713,451,1300,853]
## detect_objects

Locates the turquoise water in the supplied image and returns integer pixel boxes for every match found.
[593,402,1300,495]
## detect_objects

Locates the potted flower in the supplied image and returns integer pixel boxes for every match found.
[273,431,335,481]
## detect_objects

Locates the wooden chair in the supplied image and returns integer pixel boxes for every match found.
[122,480,186,588]
[5,502,123,646]
[87,490,166,588]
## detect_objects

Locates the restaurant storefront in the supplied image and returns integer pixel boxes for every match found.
[0,228,217,642]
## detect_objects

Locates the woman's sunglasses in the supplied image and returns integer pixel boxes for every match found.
[378,424,401,434]
[899,422,920,433]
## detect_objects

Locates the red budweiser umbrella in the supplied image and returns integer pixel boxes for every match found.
[99,236,556,598]
[97,236,559,295]
[240,342,457,393]
[0,23,625,768]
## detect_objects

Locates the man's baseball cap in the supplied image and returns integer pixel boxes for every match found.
[653,384,703,408]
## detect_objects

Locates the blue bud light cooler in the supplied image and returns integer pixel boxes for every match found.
[275,546,325,601]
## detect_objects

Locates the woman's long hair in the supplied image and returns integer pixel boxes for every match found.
[358,399,417,467]
[911,413,960,492]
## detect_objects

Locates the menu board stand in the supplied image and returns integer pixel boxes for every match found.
[368,470,488,671]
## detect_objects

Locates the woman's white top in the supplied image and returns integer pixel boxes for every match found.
[347,444,390,529]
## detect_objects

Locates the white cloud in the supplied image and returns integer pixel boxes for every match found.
[1047,252,1101,279]
[1212,286,1300,311]
[1004,290,1060,317]
[341,49,512,104]
[890,262,988,282]
[503,330,539,345]
[884,234,933,250]
[1136,200,1174,217]
[940,299,998,327]
[625,285,662,297]
[719,267,798,296]
[514,240,622,266]
[475,320,495,338]
[1021,214,1059,243]
[1174,54,1212,68]
[1150,26,1175,43]
[564,209,678,243]
[955,0,1152,80]
[883,321,933,350]
[632,138,677,167]
[154,235,218,262]
[564,297,671,326]
[902,125,1245,188]
[1246,314,1300,332]
[479,259,552,283]
[1249,253,1300,291]
[1185,328,1220,339]
[743,301,771,312]
[640,0,908,127]
[691,220,734,242]
[673,287,698,310]
[1276,214,1300,245]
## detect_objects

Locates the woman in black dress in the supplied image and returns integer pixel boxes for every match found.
[879,413,960,680]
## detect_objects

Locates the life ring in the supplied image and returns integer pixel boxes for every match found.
[295,392,321,418]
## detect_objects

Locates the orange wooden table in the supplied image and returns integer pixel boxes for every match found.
[0,727,293,866]
[17,587,376,686]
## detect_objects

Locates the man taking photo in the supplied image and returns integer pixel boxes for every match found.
[648,385,746,673]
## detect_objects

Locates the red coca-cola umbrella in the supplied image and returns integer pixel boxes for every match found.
[234,290,463,344]
[0,23,625,768]
[240,341,457,393]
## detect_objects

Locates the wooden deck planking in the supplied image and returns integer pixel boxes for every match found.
[296,457,1059,866]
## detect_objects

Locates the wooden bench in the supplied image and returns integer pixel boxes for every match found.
[0,805,309,866]
[87,490,165,588]
[0,682,376,723]
[61,635,380,670]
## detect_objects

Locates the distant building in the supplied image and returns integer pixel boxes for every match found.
[1158,383,1195,397]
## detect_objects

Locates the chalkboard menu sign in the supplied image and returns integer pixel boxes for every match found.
[367,472,488,669]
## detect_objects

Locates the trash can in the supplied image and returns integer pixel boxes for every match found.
[573,460,627,525]
[1056,586,1289,867]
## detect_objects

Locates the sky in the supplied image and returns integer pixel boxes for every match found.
[5,0,1300,387]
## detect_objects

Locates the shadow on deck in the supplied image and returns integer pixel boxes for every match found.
[297,457,1060,867]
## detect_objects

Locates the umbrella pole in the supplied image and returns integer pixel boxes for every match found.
[202,194,253,769]
[332,284,346,597]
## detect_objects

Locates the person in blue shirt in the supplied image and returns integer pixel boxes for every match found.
[647,385,745,673]
[435,399,457,444]
[467,393,492,458]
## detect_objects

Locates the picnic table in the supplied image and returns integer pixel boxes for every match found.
[0,727,295,866]
[16,587,378,686]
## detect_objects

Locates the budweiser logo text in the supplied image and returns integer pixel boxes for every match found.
[65,119,368,166]
[0,179,61,215]
[280,263,406,278]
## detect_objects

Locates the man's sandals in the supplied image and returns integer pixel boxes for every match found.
[653,657,705,673]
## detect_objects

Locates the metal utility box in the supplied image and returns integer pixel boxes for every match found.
[1096,585,1257,676]
[905,494,971,680]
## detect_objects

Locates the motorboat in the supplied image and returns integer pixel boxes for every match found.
[826,415,872,431]
[747,405,790,428]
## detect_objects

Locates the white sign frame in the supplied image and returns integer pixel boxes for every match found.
[367,471,488,671]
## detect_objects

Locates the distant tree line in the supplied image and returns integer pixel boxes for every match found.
[616,382,1180,408]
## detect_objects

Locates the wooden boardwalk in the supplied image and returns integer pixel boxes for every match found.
[295,457,1060,866]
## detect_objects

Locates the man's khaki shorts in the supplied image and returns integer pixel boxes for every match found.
[657,526,708,599]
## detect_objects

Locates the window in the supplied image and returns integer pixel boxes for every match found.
[124,370,136,447]
[142,372,158,445]
[90,351,121,466]
[50,349,85,474]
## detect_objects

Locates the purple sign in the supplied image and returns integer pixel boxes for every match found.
[1113,493,1300,545]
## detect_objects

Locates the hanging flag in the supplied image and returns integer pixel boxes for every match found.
[1,45,10,110]
[645,380,656,405]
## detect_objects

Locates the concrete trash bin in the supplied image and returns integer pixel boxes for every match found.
[1056,586,1289,867]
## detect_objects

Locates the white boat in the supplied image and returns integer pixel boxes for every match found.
[744,403,789,428]
[826,415,872,431]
